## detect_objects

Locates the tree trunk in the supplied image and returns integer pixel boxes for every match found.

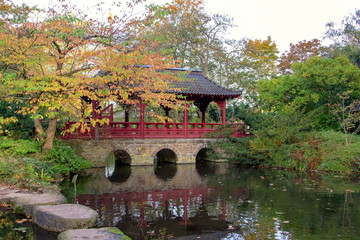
[34,118,45,141]
[42,118,57,151]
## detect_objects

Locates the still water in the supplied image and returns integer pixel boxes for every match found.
[62,162,360,240]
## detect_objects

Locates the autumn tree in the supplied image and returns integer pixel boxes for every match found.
[0,0,181,150]
[278,39,323,74]
[0,0,35,136]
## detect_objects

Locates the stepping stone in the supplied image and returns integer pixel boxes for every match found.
[32,204,98,232]
[13,192,66,216]
[0,191,25,204]
[58,227,130,240]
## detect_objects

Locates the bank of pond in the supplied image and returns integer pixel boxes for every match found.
[1,162,360,240]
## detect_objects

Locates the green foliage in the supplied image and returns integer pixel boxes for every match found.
[248,111,316,166]
[0,138,40,155]
[209,107,360,173]
[317,131,360,172]
[226,101,272,130]
[44,140,93,176]
[0,138,93,188]
[259,56,360,130]
[256,130,360,172]
[0,157,53,187]
[209,136,264,165]
[0,100,34,139]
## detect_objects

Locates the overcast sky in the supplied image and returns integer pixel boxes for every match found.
[12,0,359,52]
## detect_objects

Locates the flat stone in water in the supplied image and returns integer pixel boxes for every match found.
[58,227,129,240]
[14,192,66,216]
[32,204,98,232]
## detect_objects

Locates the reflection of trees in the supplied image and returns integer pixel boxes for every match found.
[73,165,360,240]
[202,166,360,239]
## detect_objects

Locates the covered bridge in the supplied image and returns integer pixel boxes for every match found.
[62,68,248,166]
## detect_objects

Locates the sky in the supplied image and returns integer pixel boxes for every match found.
[12,0,359,52]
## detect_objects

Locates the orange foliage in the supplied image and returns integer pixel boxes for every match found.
[278,39,322,74]
[0,0,184,149]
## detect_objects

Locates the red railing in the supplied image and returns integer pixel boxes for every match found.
[61,121,249,139]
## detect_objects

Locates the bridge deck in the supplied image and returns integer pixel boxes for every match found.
[61,121,249,140]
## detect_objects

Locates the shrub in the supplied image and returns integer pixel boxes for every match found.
[0,138,40,155]
[317,131,360,172]
[44,141,93,176]
[0,138,93,188]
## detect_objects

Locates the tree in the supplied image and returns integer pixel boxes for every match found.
[258,56,360,129]
[139,0,238,82]
[0,0,181,150]
[230,37,279,107]
[325,9,360,67]
[278,39,323,74]
[330,91,360,146]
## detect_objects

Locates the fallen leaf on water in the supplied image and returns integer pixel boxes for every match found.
[16,219,27,224]
[283,221,289,223]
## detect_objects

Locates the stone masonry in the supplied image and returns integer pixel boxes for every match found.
[67,138,216,167]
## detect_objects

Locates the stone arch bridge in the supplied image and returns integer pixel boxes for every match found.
[68,138,217,167]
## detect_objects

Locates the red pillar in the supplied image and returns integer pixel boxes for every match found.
[201,110,206,123]
[215,99,226,124]
[222,103,226,124]
[139,101,147,139]
[184,108,188,137]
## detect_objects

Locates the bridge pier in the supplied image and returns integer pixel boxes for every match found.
[67,138,217,167]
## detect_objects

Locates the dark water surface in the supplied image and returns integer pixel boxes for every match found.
[61,162,360,240]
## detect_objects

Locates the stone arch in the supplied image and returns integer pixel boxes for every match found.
[155,148,177,164]
[151,145,179,164]
[193,144,209,160]
[113,149,132,165]
[105,149,132,183]
[195,147,213,162]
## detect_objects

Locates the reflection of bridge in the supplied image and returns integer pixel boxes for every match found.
[73,163,248,239]
[74,164,224,194]
[62,69,249,166]
[77,187,230,239]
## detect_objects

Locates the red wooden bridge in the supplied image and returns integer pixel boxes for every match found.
[62,69,248,140]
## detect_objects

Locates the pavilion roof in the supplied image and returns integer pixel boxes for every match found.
[94,67,242,99]
[166,68,242,99]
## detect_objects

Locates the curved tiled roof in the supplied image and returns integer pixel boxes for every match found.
[95,67,242,99]
[168,69,241,98]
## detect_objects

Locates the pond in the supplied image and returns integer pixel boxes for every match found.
[60,162,360,240]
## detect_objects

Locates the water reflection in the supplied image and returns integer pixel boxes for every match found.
[108,165,131,183]
[154,161,177,181]
[64,163,360,240]
[105,151,131,183]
